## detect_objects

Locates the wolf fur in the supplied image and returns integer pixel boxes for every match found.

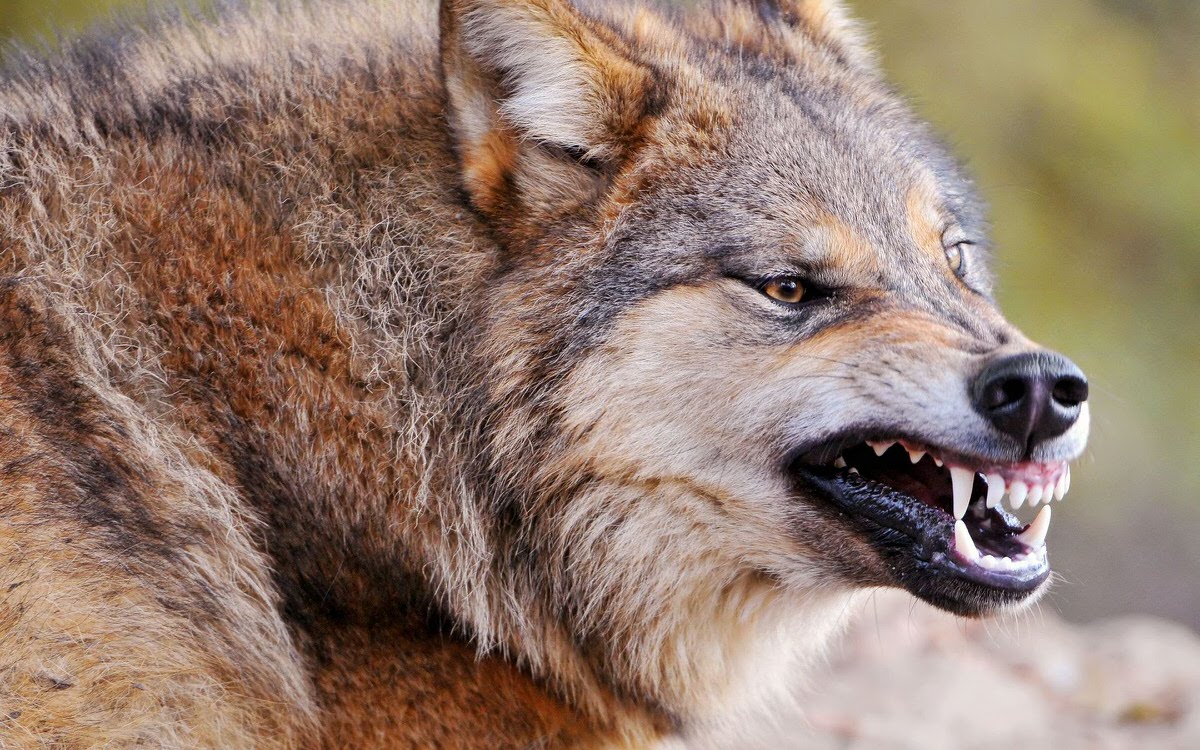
[0,0,1088,747]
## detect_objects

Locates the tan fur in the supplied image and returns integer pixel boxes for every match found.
[0,0,1087,747]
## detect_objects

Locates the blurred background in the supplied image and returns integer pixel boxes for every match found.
[1,0,1197,632]
[855,0,1200,632]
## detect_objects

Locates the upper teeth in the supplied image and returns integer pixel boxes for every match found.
[833,445,1073,517]
[949,465,1071,520]
[1009,481,1028,509]
[950,467,974,520]
[1055,467,1070,500]
[980,470,1070,514]
[869,440,894,457]
[985,473,1005,508]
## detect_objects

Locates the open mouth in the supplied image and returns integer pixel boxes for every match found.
[792,437,1071,614]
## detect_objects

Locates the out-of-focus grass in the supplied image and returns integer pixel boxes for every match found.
[1,0,1197,628]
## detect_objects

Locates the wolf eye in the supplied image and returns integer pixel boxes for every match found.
[942,229,973,278]
[762,277,806,304]
[945,243,965,275]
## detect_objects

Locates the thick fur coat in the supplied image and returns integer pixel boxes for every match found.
[0,0,1089,747]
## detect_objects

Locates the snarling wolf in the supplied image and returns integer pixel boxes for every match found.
[0,0,1090,746]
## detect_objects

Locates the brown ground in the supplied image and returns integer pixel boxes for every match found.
[710,590,1200,749]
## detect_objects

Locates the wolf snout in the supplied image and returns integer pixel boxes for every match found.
[971,351,1089,450]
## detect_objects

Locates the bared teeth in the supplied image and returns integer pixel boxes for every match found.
[1028,484,1045,507]
[837,437,1074,534]
[1018,505,1052,548]
[954,519,980,560]
[1008,481,1028,510]
[979,464,1075,511]
[949,467,974,520]
[985,473,1005,508]
[868,440,894,457]
[976,551,1044,572]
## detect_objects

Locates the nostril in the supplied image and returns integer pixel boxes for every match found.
[974,351,1087,449]
[983,377,1026,411]
[1052,375,1089,408]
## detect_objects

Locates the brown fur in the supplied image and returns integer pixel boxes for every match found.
[0,0,1087,747]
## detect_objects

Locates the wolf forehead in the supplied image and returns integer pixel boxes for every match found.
[514,3,994,318]
[477,1,984,262]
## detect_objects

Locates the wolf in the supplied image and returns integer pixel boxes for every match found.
[0,0,1090,747]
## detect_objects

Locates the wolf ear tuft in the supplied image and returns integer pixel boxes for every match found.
[439,0,654,232]
[750,0,877,73]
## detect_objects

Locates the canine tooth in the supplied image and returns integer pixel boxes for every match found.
[1054,471,1068,500]
[834,456,847,469]
[1009,481,1028,509]
[848,467,859,475]
[985,473,1005,508]
[1062,466,1071,496]
[869,440,894,457]
[950,467,974,519]
[1018,505,1052,549]
[954,520,980,560]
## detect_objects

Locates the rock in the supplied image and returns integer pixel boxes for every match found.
[709,590,1200,749]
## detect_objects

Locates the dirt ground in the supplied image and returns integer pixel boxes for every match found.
[708,590,1200,749]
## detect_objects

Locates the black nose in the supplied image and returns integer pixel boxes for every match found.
[971,351,1088,450]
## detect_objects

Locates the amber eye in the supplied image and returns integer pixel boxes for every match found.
[945,242,965,275]
[762,277,806,304]
[942,227,973,278]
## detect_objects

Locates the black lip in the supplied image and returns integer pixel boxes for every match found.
[783,426,1025,472]
[794,464,1049,616]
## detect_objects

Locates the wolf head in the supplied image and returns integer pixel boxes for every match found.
[439,0,1089,727]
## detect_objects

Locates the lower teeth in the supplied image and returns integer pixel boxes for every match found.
[954,506,1052,571]
[977,548,1045,571]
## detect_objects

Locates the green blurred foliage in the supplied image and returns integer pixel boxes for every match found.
[852,0,1200,626]
[0,0,1197,625]
[0,0,144,48]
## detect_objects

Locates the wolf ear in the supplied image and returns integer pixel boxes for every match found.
[439,0,654,233]
[749,0,878,73]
